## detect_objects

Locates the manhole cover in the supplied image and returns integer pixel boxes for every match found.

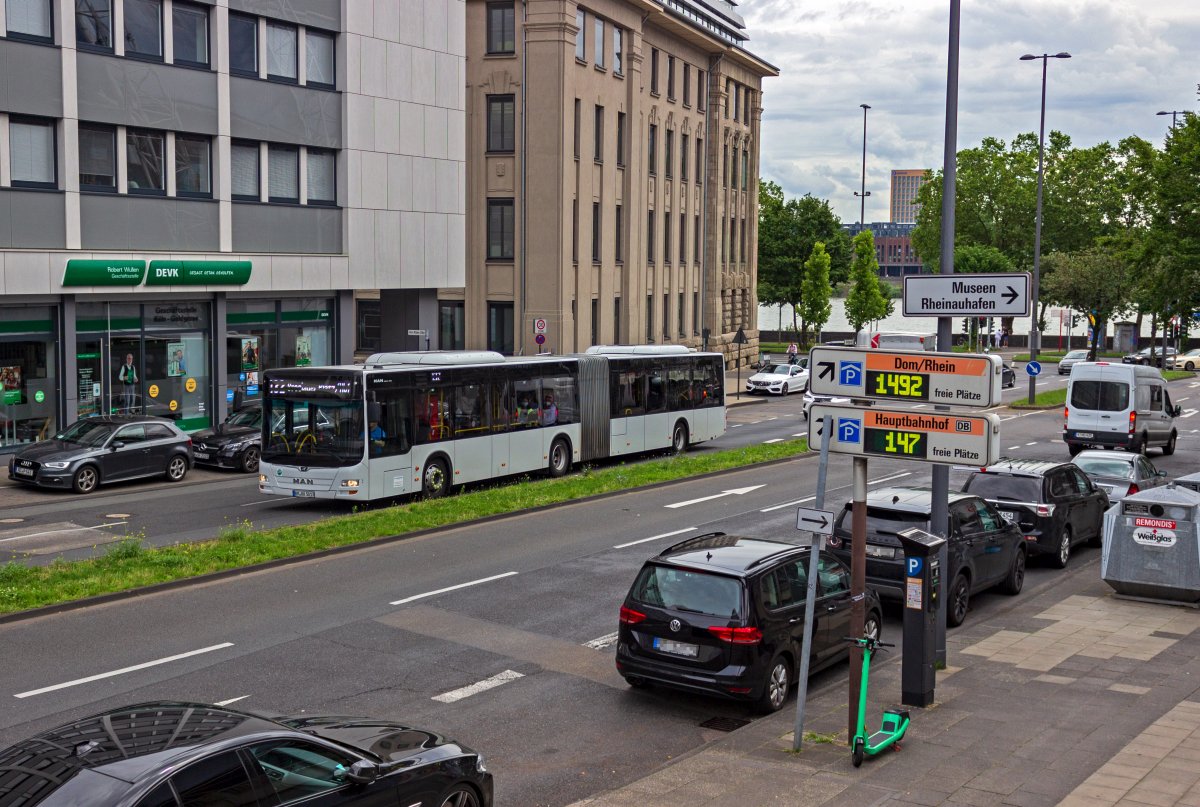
[0,518,24,524]
[105,513,132,519]
[699,716,750,732]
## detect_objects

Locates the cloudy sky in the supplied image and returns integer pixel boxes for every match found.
[740,0,1200,224]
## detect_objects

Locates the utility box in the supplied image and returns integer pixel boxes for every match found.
[1101,485,1200,606]
[1114,322,1138,354]
[1174,472,1200,494]
[897,528,947,706]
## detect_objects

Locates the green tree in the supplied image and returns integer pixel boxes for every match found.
[844,231,888,335]
[1040,248,1134,359]
[954,244,1015,275]
[798,242,833,346]
[1153,113,1200,313]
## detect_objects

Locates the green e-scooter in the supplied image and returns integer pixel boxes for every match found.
[847,634,910,767]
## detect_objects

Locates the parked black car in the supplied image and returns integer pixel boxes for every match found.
[961,459,1107,569]
[0,701,492,807]
[1002,362,1016,388]
[616,533,882,714]
[1122,346,1177,367]
[829,487,1025,628]
[7,416,192,494]
[192,402,264,473]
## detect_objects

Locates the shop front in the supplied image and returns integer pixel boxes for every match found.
[0,306,59,451]
[225,297,335,409]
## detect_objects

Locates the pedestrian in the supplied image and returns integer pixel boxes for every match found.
[786,342,799,365]
[1000,326,1009,348]
[117,353,138,413]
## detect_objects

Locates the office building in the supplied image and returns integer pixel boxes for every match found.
[845,222,923,277]
[889,168,926,224]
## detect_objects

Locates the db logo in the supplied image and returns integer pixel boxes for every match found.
[955,419,973,432]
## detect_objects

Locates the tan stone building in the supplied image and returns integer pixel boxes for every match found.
[443,0,776,364]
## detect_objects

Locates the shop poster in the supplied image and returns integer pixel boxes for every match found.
[167,342,187,377]
[296,335,312,367]
[241,338,259,370]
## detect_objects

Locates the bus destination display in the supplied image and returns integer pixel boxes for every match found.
[808,347,1001,408]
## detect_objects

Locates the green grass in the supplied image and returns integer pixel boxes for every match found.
[1012,351,1123,362]
[1010,387,1068,408]
[1163,370,1193,382]
[0,439,810,617]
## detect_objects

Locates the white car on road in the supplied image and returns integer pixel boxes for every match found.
[746,363,809,395]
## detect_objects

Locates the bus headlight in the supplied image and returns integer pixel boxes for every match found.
[340,479,360,488]
[259,474,267,484]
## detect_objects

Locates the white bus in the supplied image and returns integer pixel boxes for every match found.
[258,346,726,501]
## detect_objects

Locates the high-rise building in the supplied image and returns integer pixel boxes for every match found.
[451,0,777,363]
[890,169,927,224]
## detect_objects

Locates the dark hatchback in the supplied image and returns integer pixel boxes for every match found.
[7,416,192,494]
[192,403,264,473]
[961,459,1107,569]
[616,533,882,714]
[829,487,1026,627]
[0,701,492,807]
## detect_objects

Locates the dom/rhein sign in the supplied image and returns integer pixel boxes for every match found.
[809,347,1002,408]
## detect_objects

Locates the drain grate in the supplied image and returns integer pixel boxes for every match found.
[699,716,751,732]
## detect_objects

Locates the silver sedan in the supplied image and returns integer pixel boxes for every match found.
[1071,450,1169,503]
[1058,349,1090,374]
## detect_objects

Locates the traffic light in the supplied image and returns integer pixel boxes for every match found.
[1070,315,1078,328]
[962,318,969,334]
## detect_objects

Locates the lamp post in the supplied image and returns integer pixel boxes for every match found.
[1157,110,1186,129]
[1020,51,1070,405]
[853,104,871,227]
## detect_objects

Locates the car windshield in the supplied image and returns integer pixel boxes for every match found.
[263,398,365,467]
[630,564,742,619]
[1064,351,1087,360]
[761,365,790,375]
[1073,457,1134,479]
[1070,380,1129,412]
[56,420,115,447]
[226,408,262,428]
[963,473,1042,502]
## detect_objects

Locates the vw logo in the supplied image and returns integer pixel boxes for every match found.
[669,619,682,633]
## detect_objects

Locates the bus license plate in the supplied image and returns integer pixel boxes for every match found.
[653,638,698,658]
[292,490,315,498]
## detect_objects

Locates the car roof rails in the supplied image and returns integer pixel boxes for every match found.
[745,546,807,571]
[663,531,729,554]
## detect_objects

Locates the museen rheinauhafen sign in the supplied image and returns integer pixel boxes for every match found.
[902,273,1031,317]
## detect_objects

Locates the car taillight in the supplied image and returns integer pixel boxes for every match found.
[707,626,762,644]
[1064,406,1069,423]
[1036,504,1056,517]
[619,606,645,625]
[1127,483,1139,495]
[1129,411,1137,433]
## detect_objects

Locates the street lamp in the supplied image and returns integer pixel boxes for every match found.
[854,104,871,227]
[1157,110,1186,129]
[1020,51,1070,405]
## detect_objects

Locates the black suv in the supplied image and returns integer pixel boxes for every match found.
[615,533,882,714]
[829,487,1025,628]
[961,459,1108,569]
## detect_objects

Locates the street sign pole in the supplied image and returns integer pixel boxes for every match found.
[848,455,867,741]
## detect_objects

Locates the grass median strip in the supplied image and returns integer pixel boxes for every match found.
[0,439,809,616]
[1010,387,1068,409]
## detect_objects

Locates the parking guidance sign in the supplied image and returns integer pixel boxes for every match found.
[809,347,1002,408]
[808,404,1001,466]
[902,272,1031,317]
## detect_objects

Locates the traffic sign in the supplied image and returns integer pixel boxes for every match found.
[808,403,1001,466]
[902,272,1031,317]
[534,318,548,335]
[1025,361,1041,376]
[795,506,835,537]
[407,329,428,337]
[808,347,1002,408]
[535,334,546,345]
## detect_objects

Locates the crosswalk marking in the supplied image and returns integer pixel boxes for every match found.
[432,670,524,703]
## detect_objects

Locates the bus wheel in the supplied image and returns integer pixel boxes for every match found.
[671,422,689,454]
[548,438,571,478]
[422,458,450,498]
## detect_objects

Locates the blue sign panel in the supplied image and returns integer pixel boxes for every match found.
[837,417,861,444]
[839,360,863,386]
[1026,361,1042,376]
[907,556,924,577]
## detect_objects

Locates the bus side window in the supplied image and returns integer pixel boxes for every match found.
[514,379,541,427]
[490,380,512,433]
[647,366,666,413]
[544,373,576,425]
[669,367,692,410]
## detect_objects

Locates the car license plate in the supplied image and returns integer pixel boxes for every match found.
[292,489,316,498]
[193,451,210,460]
[1000,511,1018,523]
[653,637,698,658]
[14,466,34,477]
[1075,432,1093,439]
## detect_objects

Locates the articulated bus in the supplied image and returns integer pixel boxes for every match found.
[258,346,726,501]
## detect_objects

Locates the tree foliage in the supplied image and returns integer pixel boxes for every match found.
[844,231,888,334]
[954,244,1015,275]
[1040,248,1133,358]
[799,242,833,346]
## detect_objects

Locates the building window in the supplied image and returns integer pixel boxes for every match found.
[7,0,52,40]
[307,149,336,204]
[174,134,211,197]
[487,94,515,152]
[697,69,705,109]
[663,211,671,264]
[79,124,115,190]
[594,105,603,162]
[667,55,675,100]
[571,199,578,262]
[126,129,165,194]
[744,89,753,124]
[267,144,299,202]
[573,98,580,159]
[695,137,703,183]
[615,203,623,262]
[731,145,737,188]
[306,29,336,88]
[683,64,690,106]
[646,210,654,263]
[574,8,585,61]
[613,297,621,343]
[678,293,685,338]
[647,123,656,175]
[437,301,465,350]
[680,134,689,182]
[613,27,623,74]
[228,13,257,75]
[487,303,514,354]
[616,112,626,167]
[8,117,56,189]
[593,17,604,69]
[486,2,515,54]
[693,290,700,334]
[650,48,659,94]
[76,0,111,49]
[693,212,700,263]
[356,299,381,352]
[591,202,601,263]
[231,141,260,200]
[741,216,747,261]
[679,212,687,265]
[723,144,728,187]
[266,22,298,82]
[734,83,741,121]
[665,130,673,178]
[172,2,209,66]
[724,78,731,118]
[488,199,515,260]
[124,0,162,60]
[741,149,749,190]
[663,292,669,339]
[646,293,653,342]
[591,299,598,346]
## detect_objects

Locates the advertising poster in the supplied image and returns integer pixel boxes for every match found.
[167,342,187,377]
[241,338,259,370]
[0,366,22,405]
[296,335,312,367]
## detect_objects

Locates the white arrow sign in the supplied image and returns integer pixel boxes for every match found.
[902,272,1031,317]
[795,506,835,537]
[665,485,765,509]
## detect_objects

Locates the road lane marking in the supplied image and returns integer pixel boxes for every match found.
[614,527,696,549]
[762,438,784,444]
[1007,446,1021,451]
[0,521,128,545]
[1182,409,1198,419]
[1025,442,1038,446]
[15,643,235,699]
[759,472,912,513]
[240,499,282,507]
[665,485,765,509]
[731,424,743,428]
[760,495,816,513]
[792,433,806,438]
[390,572,518,605]
[432,670,524,703]
[214,696,250,706]
[584,632,619,650]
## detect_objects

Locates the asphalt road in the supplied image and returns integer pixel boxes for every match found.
[2,373,1199,805]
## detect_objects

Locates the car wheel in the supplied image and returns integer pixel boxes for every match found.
[1000,549,1026,595]
[438,785,481,807]
[1187,361,1195,371]
[165,455,188,482]
[757,655,791,714]
[948,574,970,628]
[1052,527,1072,569]
[1067,443,1083,457]
[422,458,450,498]
[864,612,882,643]
[1138,433,1150,456]
[671,421,689,455]
[1163,431,1177,456]
[239,445,260,474]
[72,465,100,494]
[547,438,571,477]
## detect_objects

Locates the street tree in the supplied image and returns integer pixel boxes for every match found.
[1040,248,1134,359]
[844,230,888,335]
[798,242,833,347]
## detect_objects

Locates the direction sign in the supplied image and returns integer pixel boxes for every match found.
[1025,361,1041,376]
[808,403,1001,466]
[808,347,1002,408]
[795,506,835,537]
[407,329,428,337]
[902,272,1031,317]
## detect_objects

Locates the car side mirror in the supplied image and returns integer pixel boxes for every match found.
[1174,405,1182,417]
[341,760,379,784]
[110,441,125,450]
[1159,470,1169,478]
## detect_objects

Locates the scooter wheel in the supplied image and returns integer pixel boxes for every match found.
[852,740,865,768]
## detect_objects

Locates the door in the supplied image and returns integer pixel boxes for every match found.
[758,560,809,665]
[1069,467,1105,540]
[143,423,180,476]
[1046,468,1082,543]
[1068,371,1130,440]
[976,500,1017,581]
[112,337,144,415]
[243,739,397,806]
[950,501,994,587]
[816,553,853,659]
[103,424,153,479]
[1148,384,1167,443]
[168,750,259,806]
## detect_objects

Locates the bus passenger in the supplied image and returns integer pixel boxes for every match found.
[542,393,558,425]
[516,394,538,425]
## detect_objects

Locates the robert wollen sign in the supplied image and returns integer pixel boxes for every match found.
[808,347,1002,408]
[809,404,1001,466]
[902,272,1031,317]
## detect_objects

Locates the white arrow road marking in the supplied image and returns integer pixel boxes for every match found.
[665,485,766,509]
[15,643,235,699]
[763,438,784,444]
[390,572,518,605]
[1182,409,1198,419]
[583,633,619,650]
[1008,446,1021,451]
[613,527,696,549]
[215,696,250,707]
[433,670,524,703]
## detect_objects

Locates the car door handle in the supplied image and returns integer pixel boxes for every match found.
[789,616,804,624]
[825,605,838,612]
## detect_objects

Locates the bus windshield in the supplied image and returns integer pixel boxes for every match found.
[262,398,365,467]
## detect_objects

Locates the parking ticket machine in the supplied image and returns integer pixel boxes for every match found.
[897,527,946,707]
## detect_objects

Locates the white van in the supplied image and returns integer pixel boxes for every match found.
[855,331,937,352]
[1064,362,1181,456]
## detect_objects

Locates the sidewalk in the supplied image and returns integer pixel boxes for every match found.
[569,559,1200,807]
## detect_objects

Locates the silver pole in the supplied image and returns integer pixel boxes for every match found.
[1027,54,1049,405]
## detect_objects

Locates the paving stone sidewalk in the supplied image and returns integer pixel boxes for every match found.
[569,559,1200,807]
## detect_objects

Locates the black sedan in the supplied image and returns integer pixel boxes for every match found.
[7,416,192,494]
[1122,346,1177,367]
[1002,361,1016,388]
[0,701,492,807]
[192,402,264,472]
